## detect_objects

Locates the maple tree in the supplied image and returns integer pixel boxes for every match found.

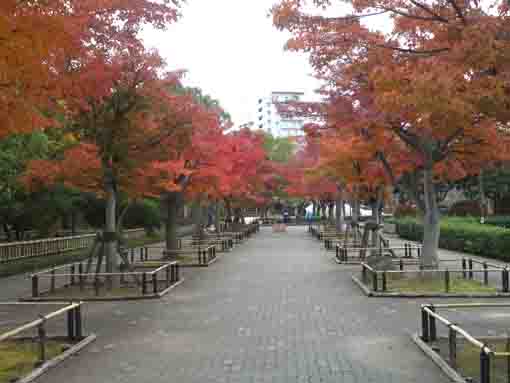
[273,0,510,267]
[1,0,181,138]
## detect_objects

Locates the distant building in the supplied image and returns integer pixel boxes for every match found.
[256,91,307,138]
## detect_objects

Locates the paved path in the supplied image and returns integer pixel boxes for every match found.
[26,226,448,383]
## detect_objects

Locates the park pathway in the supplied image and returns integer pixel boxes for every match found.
[34,226,448,383]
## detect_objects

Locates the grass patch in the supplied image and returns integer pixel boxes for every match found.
[0,340,65,383]
[386,275,497,294]
[0,233,164,279]
[436,337,510,382]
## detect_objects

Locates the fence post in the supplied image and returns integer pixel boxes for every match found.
[50,268,56,293]
[37,318,46,362]
[469,259,473,279]
[405,243,408,257]
[421,307,430,342]
[362,264,367,283]
[94,277,100,296]
[429,305,437,342]
[67,308,75,341]
[152,272,158,295]
[372,271,378,292]
[483,263,489,285]
[142,272,147,295]
[480,348,490,383]
[399,259,404,271]
[75,305,83,339]
[417,246,421,258]
[462,258,467,279]
[166,265,171,287]
[32,275,39,298]
[448,325,457,370]
[70,264,75,286]
[382,272,387,292]
[79,263,84,291]
[445,270,450,293]
[503,268,509,292]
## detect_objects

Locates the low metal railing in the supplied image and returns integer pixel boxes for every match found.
[0,302,85,364]
[30,261,179,298]
[421,303,510,383]
[361,259,509,293]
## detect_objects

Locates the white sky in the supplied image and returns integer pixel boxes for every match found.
[141,1,392,127]
[141,0,321,127]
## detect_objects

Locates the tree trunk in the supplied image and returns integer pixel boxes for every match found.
[328,203,334,224]
[165,192,180,254]
[335,192,345,233]
[312,201,317,216]
[192,201,203,239]
[421,168,440,269]
[214,202,221,234]
[371,187,385,253]
[104,172,117,274]
[225,199,232,223]
[479,170,487,224]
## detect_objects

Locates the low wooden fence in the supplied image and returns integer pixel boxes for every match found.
[0,302,86,363]
[0,228,146,264]
[29,261,179,299]
[361,258,509,293]
[420,303,510,383]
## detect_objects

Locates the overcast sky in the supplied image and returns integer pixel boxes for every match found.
[141,0,321,127]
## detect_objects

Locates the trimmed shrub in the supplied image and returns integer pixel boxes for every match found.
[395,217,510,261]
[448,200,481,217]
[485,216,510,229]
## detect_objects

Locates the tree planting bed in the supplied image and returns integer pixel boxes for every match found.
[23,261,181,301]
[0,302,96,383]
[353,258,510,297]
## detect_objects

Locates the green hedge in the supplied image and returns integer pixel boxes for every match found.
[485,216,510,229]
[395,217,510,261]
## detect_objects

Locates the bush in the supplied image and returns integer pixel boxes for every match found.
[448,200,481,217]
[123,199,161,232]
[485,216,510,229]
[395,217,510,261]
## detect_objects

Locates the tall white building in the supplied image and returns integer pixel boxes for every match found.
[256,91,306,138]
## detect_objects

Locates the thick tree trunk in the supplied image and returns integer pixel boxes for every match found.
[312,201,317,216]
[104,172,117,274]
[328,203,334,224]
[335,192,345,233]
[192,201,203,238]
[214,202,221,234]
[225,199,232,223]
[421,168,440,269]
[165,192,180,253]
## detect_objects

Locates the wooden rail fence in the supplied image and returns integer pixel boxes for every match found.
[0,228,146,263]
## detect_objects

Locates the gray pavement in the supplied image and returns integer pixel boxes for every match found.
[14,226,451,383]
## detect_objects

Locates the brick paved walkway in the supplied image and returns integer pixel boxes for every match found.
[30,226,448,383]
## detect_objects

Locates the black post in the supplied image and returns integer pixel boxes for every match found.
[449,325,457,370]
[79,263,84,291]
[480,349,490,383]
[142,272,147,295]
[50,269,56,293]
[421,307,430,342]
[75,306,83,339]
[38,321,46,362]
[32,275,39,298]
[445,270,450,293]
[399,259,404,271]
[429,305,437,342]
[462,258,467,279]
[373,271,378,292]
[70,264,75,286]
[504,268,509,292]
[483,262,489,285]
[152,273,158,294]
[166,265,170,287]
[67,309,75,340]
[382,272,387,292]
[469,259,473,279]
